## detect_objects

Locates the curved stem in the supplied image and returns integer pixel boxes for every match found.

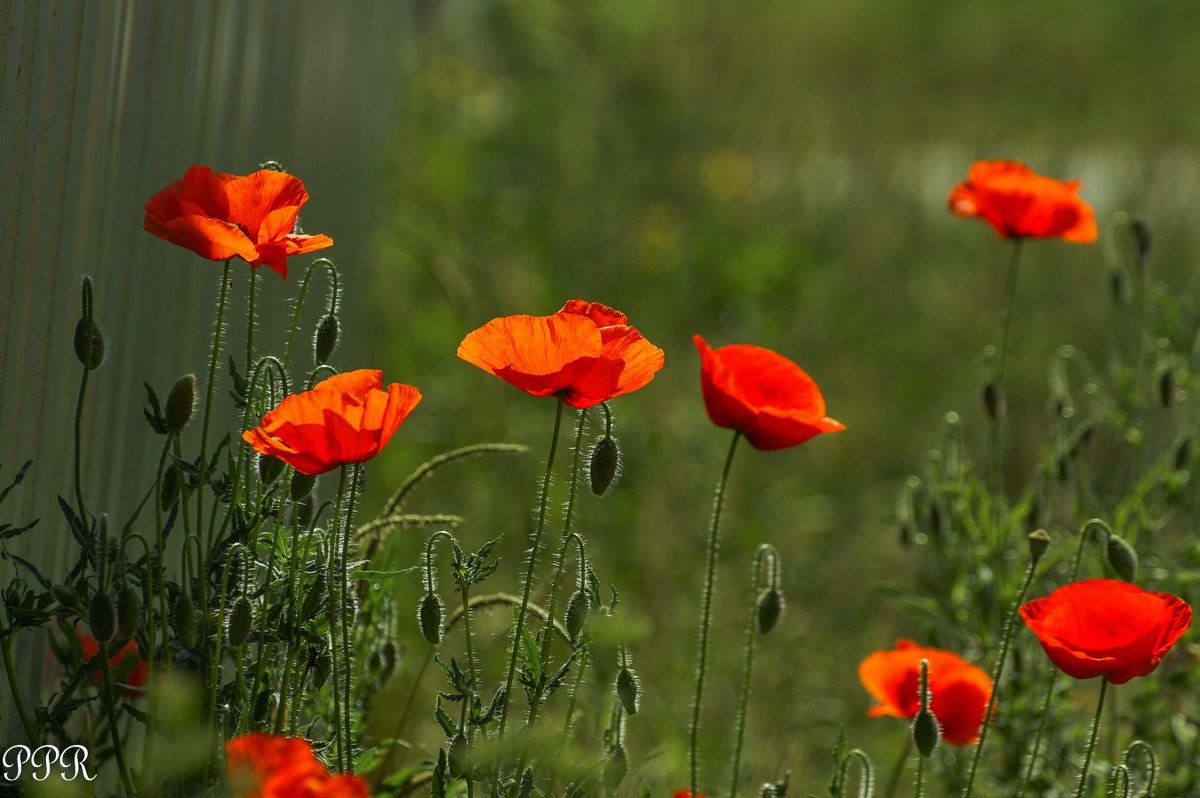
[497,398,566,737]
[689,431,741,798]
[1075,677,1110,798]
[284,257,339,373]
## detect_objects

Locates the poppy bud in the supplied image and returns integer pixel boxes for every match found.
[1027,529,1051,564]
[164,374,196,433]
[1160,369,1175,408]
[565,589,589,642]
[589,435,621,497]
[253,689,277,725]
[1109,269,1128,306]
[1106,534,1139,582]
[160,462,181,511]
[447,733,468,778]
[174,594,196,648]
[1176,438,1192,471]
[314,648,333,688]
[376,640,398,683]
[982,382,1004,422]
[603,745,627,793]
[313,313,339,365]
[302,574,326,622]
[1130,218,1152,261]
[290,472,316,501]
[258,454,284,485]
[616,667,640,715]
[89,592,116,644]
[912,709,940,758]
[294,493,315,528]
[228,596,253,647]
[116,585,140,640]
[756,587,784,634]
[419,592,444,644]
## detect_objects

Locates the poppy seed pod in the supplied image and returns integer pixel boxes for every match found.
[290,471,316,501]
[227,596,253,647]
[173,594,196,648]
[116,586,141,641]
[616,667,640,715]
[603,745,628,793]
[73,318,107,370]
[1106,534,1139,582]
[982,382,1004,422]
[912,709,940,758]
[756,587,784,634]
[565,589,589,642]
[258,453,284,485]
[165,374,196,433]
[419,592,444,644]
[88,592,116,644]
[313,313,339,365]
[1027,529,1051,564]
[589,435,621,496]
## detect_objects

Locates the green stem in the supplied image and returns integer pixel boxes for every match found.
[728,546,774,798]
[689,431,742,798]
[283,258,338,374]
[145,435,173,775]
[340,464,363,769]
[198,260,232,557]
[915,752,925,798]
[2,634,37,742]
[328,466,350,772]
[99,642,136,796]
[1075,677,1110,798]
[989,239,1024,507]
[497,398,566,737]
[883,737,912,798]
[73,343,92,534]
[961,557,1039,797]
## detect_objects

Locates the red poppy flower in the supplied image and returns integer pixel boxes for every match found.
[77,629,148,698]
[948,160,1097,243]
[226,733,369,798]
[144,165,333,278]
[858,638,993,746]
[457,299,665,409]
[1019,578,1192,684]
[693,335,844,451]
[673,792,706,798]
[242,369,421,476]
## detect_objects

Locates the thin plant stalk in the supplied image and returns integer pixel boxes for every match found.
[988,239,1024,503]
[497,398,566,738]
[728,544,776,798]
[99,642,136,796]
[1,633,37,742]
[327,466,350,771]
[689,430,742,798]
[340,463,364,768]
[1075,677,1111,798]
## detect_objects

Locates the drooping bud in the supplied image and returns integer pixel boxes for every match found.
[588,435,621,497]
[116,585,140,640]
[313,314,340,365]
[294,493,315,527]
[89,591,116,644]
[258,454,284,485]
[756,587,784,634]
[253,689,276,725]
[313,648,333,688]
[603,745,628,793]
[164,374,196,433]
[982,382,1004,422]
[290,472,316,501]
[173,594,196,648]
[419,592,445,645]
[1106,534,1139,582]
[1109,269,1128,306]
[565,589,589,642]
[228,596,253,647]
[160,462,181,511]
[1130,218,1152,262]
[1160,368,1176,408]
[1027,529,1051,564]
[616,666,640,716]
[447,733,468,778]
[1176,438,1192,471]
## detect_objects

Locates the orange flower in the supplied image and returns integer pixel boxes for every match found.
[693,335,844,451]
[457,299,664,408]
[673,792,707,798]
[858,639,993,746]
[144,165,333,278]
[226,733,369,798]
[1020,579,1192,684]
[242,370,421,476]
[77,628,148,698]
[948,160,1097,242]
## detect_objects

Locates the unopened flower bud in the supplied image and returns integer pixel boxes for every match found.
[253,689,276,725]
[1131,218,1152,261]
[116,585,140,640]
[756,587,784,634]
[1176,438,1192,471]
[616,666,640,715]
[912,709,940,758]
[313,314,340,365]
[1160,369,1175,408]
[160,463,181,511]
[294,493,315,527]
[1027,529,1051,564]
[290,471,316,501]
[302,574,326,622]
[173,594,196,648]
[89,592,116,644]
[589,435,621,496]
[419,592,444,644]
[228,596,253,647]
[53,584,82,612]
[73,318,107,370]
[982,382,1004,422]
[1106,534,1139,582]
[1109,269,1128,306]
[603,745,628,793]
[565,590,589,642]
[258,454,284,485]
[314,648,333,688]
[447,733,468,778]
[165,374,196,433]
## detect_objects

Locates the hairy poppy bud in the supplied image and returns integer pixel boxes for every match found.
[589,435,621,496]
[314,648,332,688]
[1176,438,1192,471]
[1027,529,1051,564]
[228,596,253,646]
[258,453,284,485]
[616,667,640,715]
[447,733,468,778]
[164,374,196,433]
[302,573,326,622]
[160,462,181,511]
[419,592,444,644]
[912,709,940,757]
[603,745,628,793]
[756,587,784,634]
[1106,534,1138,582]
[294,494,315,528]
[1131,218,1152,261]
[116,585,140,640]
[89,592,116,644]
[982,382,1004,422]
[253,689,276,725]
[291,472,316,501]
[1160,368,1175,408]
[565,589,589,642]
[313,313,339,365]
[73,318,107,370]
[174,594,196,648]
